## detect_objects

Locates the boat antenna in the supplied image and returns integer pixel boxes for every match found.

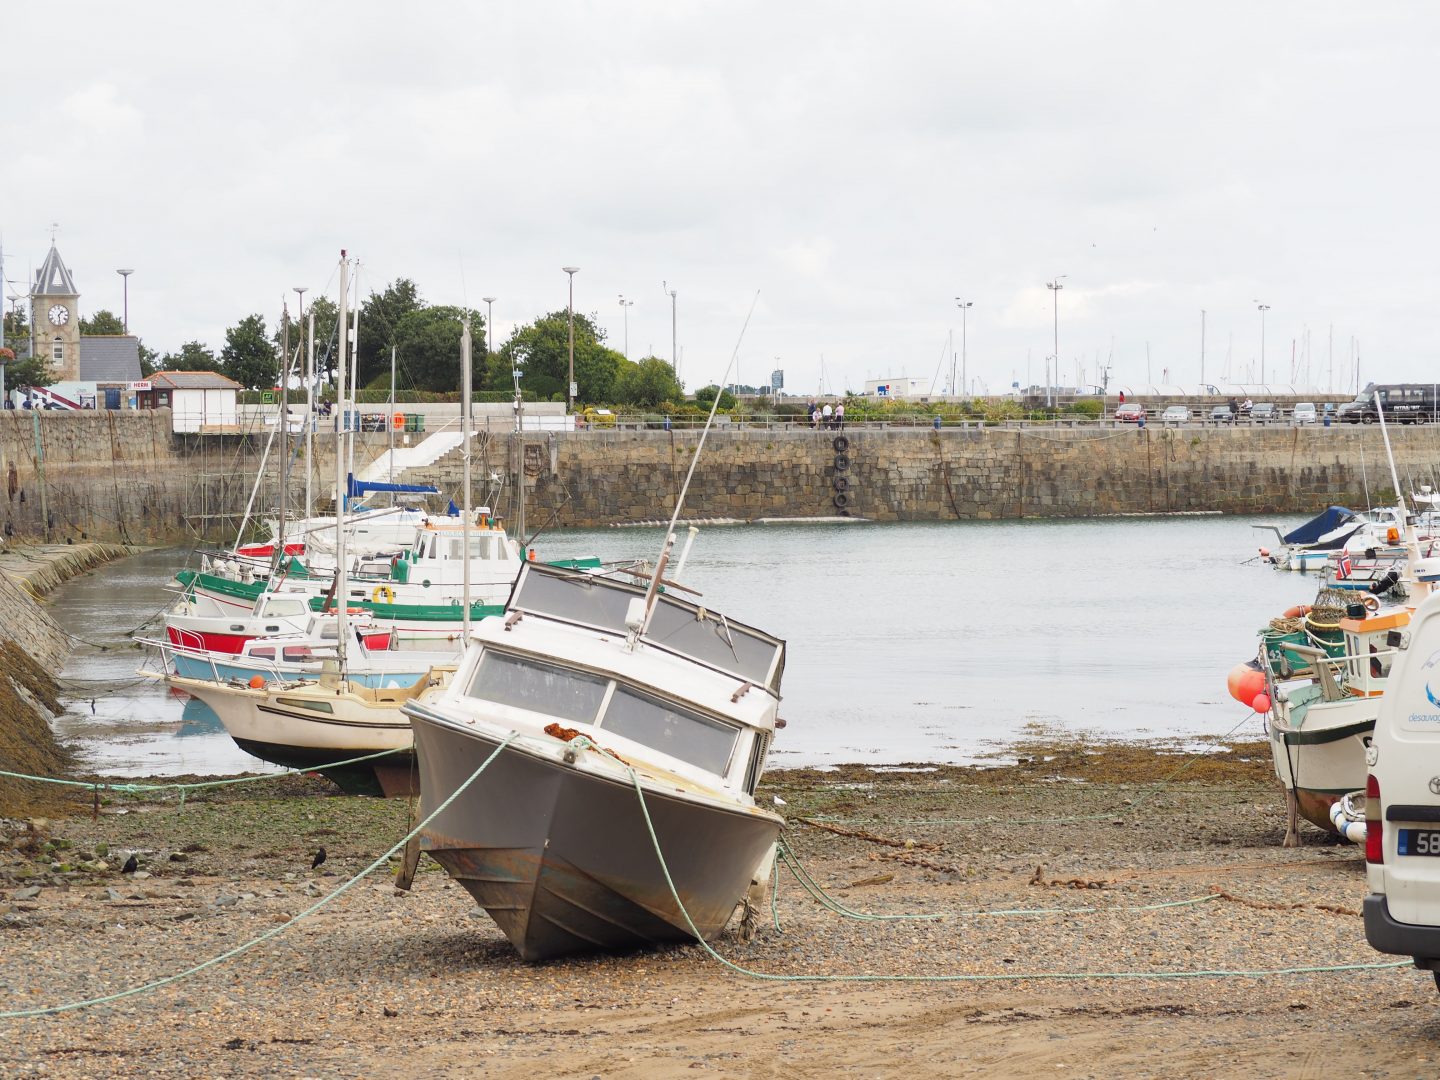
[637,291,760,635]
[1374,390,1428,597]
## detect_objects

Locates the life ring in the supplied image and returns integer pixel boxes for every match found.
[1362,595,1380,613]
[833,476,849,493]
[834,453,850,471]
[833,492,849,509]
[372,585,395,604]
[833,435,849,453]
[1282,604,1311,619]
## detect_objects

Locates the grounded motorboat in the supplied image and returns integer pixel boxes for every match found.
[157,666,451,796]
[403,559,787,961]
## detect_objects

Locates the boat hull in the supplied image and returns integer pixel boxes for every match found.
[1268,702,1374,833]
[410,711,781,962]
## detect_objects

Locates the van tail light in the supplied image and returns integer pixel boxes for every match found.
[1366,773,1383,864]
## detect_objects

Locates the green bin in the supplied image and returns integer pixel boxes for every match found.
[413,413,425,433]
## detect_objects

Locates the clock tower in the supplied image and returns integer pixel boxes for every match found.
[31,244,82,380]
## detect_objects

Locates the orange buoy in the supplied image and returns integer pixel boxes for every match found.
[1226,663,1266,706]
[1251,692,1272,713]
[248,674,266,689]
[1282,604,1311,619]
[392,413,405,430]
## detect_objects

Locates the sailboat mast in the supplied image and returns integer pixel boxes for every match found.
[305,310,315,522]
[388,343,396,496]
[461,318,473,638]
[271,306,291,580]
[334,252,350,668]
[347,264,360,487]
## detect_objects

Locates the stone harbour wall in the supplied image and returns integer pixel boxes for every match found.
[2,411,1440,541]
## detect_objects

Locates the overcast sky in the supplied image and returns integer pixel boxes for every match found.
[3,3,1436,397]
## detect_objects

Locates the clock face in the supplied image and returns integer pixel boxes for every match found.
[47,304,69,326]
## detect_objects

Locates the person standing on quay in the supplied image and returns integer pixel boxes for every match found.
[822,402,833,428]
[835,402,845,429]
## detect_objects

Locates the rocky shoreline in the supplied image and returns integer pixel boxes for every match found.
[0,738,1431,1078]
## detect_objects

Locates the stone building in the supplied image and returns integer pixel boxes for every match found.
[27,244,141,403]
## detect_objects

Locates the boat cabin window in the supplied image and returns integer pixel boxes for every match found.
[442,535,503,561]
[320,623,338,640]
[600,686,738,775]
[260,598,308,618]
[466,651,609,724]
[742,733,770,795]
[283,646,314,662]
[248,647,276,660]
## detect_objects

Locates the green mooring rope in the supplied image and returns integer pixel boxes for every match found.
[0,734,516,1019]
[625,763,1411,984]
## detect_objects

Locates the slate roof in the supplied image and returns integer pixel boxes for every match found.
[33,245,77,297]
[79,336,142,382]
[150,371,243,390]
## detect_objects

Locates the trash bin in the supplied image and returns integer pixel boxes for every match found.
[933,415,942,430]
[413,413,425,433]
[1323,412,1332,428]
[404,413,418,432]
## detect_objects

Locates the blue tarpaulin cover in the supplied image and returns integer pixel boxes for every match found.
[346,473,439,498]
[1282,506,1360,546]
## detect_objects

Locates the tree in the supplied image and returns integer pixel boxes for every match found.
[138,341,161,377]
[392,305,485,393]
[357,279,423,387]
[80,309,126,335]
[491,310,621,404]
[221,314,278,389]
[160,340,223,373]
[694,385,737,410]
[0,309,55,387]
[614,356,684,408]
[304,296,341,388]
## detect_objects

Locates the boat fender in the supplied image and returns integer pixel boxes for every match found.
[1362,594,1380,612]
[834,453,850,471]
[1281,605,1311,619]
[833,492,849,509]
[372,585,395,604]
[833,435,849,453]
[1329,797,1367,845]
[833,476,849,493]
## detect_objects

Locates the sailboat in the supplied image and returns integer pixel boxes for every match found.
[403,311,787,960]
[156,254,460,795]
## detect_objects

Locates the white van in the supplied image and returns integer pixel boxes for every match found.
[1364,561,1440,985]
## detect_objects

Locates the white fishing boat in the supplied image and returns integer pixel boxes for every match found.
[159,666,451,796]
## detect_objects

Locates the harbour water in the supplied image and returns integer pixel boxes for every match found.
[47,515,1312,774]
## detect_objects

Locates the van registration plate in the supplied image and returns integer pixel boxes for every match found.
[1397,829,1440,856]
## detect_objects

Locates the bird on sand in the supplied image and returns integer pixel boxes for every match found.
[121,854,138,874]
[311,846,327,870]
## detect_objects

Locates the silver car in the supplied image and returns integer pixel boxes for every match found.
[1292,402,1318,424]
[1160,405,1189,425]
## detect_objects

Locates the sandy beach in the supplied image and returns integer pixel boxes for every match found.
[0,737,1432,1079]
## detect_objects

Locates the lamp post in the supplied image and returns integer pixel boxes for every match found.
[1254,301,1270,384]
[954,299,972,399]
[562,267,579,413]
[1200,309,1206,386]
[618,295,634,360]
[481,297,496,361]
[663,280,677,384]
[1046,277,1066,407]
[117,269,134,334]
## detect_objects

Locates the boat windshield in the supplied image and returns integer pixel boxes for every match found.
[601,685,738,774]
[510,565,784,691]
[466,651,608,724]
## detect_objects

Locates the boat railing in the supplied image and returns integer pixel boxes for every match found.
[1286,642,1398,701]
[137,637,305,685]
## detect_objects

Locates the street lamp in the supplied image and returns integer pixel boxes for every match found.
[481,297,497,360]
[562,268,579,412]
[1046,277,1066,407]
[663,280,678,384]
[1254,301,1270,384]
[117,269,134,334]
[618,296,634,360]
[954,299,972,399]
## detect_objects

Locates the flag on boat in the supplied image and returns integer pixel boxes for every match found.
[1338,551,1353,579]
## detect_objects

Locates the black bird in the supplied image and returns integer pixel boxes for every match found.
[311,846,326,870]
[121,854,138,874]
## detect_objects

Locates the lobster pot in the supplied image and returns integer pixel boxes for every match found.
[1304,613,1346,656]
[1263,628,1312,678]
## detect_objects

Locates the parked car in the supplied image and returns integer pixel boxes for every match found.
[1210,404,1235,424]
[1160,405,1189,425]
[1292,402,1318,424]
[1250,402,1279,423]
[1114,403,1146,422]
[1364,584,1440,986]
